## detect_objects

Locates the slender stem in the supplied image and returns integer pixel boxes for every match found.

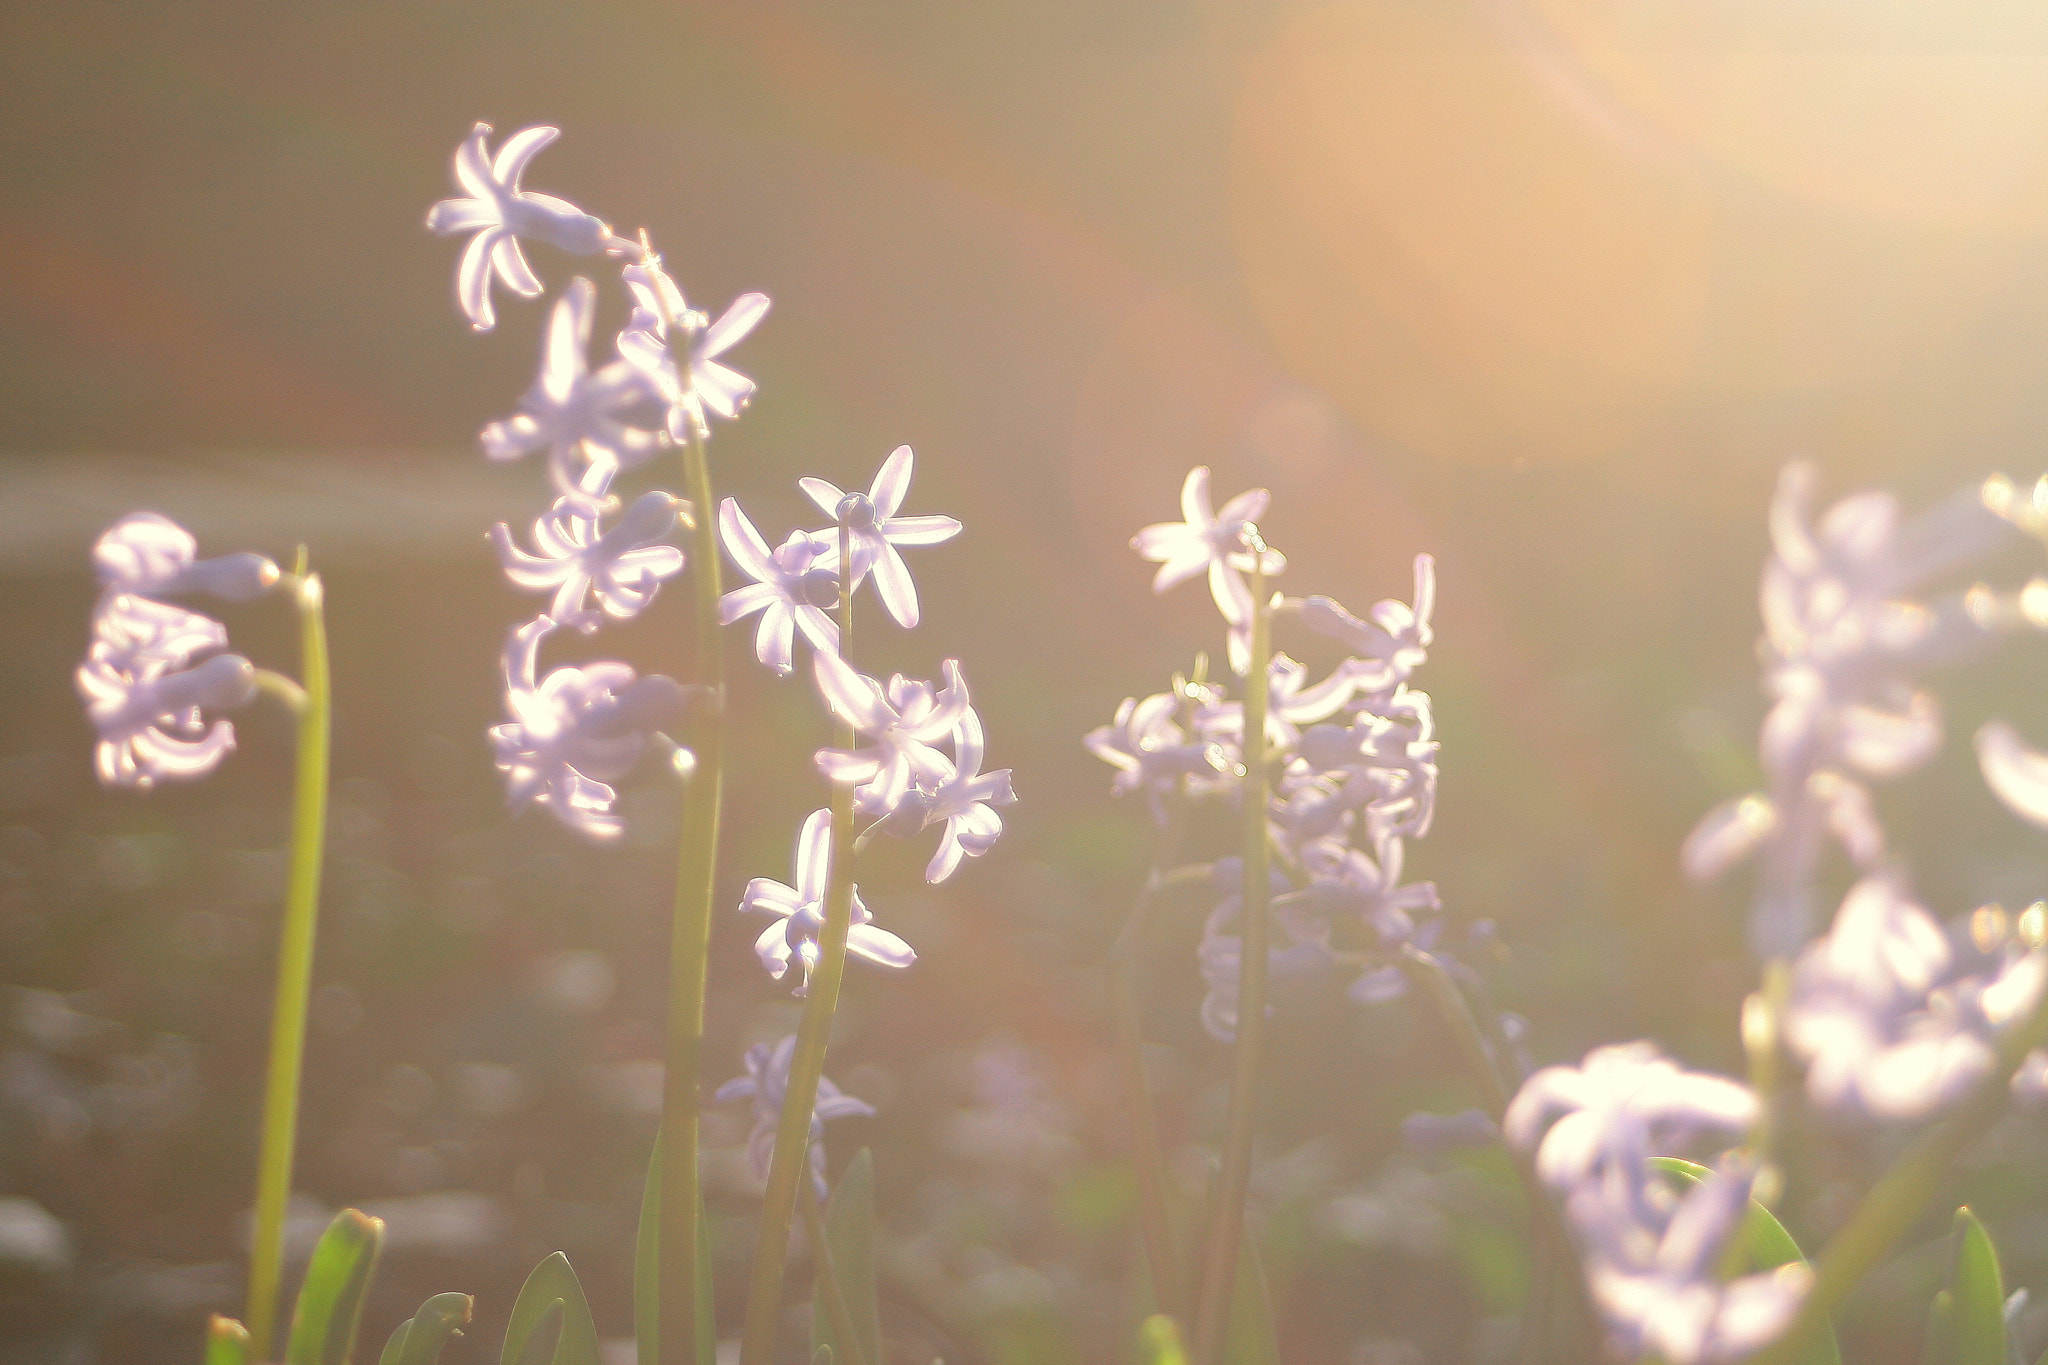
[801,1171,871,1365]
[244,563,330,1361]
[1748,949,2048,1365]
[1109,803,1194,1320]
[1192,550,1271,1365]
[660,421,726,1365]
[738,523,860,1365]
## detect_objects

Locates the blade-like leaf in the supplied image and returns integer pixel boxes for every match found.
[1222,1219,1279,1365]
[1140,1314,1190,1365]
[379,1320,413,1365]
[812,1149,881,1365]
[634,1130,718,1365]
[207,1314,251,1365]
[396,1293,473,1365]
[1948,1207,2008,1365]
[512,1300,564,1365]
[1926,1290,1956,1365]
[285,1209,385,1365]
[1651,1159,1839,1365]
[503,1252,600,1365]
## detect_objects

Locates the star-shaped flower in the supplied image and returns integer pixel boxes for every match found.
[797,446,961,630]
[716,498,840,676]
[489,616,690,841]
[1131,466,1287,667]
[615,253,770,441]
[488,473,686,634]
[479,277,667,496]
[739,809,916,993]
[812,651,970,819]
[714,1034,874,1202]
[894,707,1016,884]
[426,123,619,332]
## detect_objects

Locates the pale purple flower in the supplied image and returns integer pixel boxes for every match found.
[615,253,770,441]
[716,498,840,676]
[715,1034,874,1202]
[1295,834,1440,951]
[478,277,666,496]
[797,446,961,630]
[1297,554,1436,698]
[812,651,970,819]
[1785,875,2048,1122]
[92,513,279,602]
[897,707,1016,884]
[739,809,915,993]
[425,123,618,332]
[1130,466,1287,671]
[1081,691,1230,824]
[488,476,685,634]
[489,616,690,842]
[77,646,255,790]
[89,593,227,672]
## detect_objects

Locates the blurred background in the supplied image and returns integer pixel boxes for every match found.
[6,1,2048,1361]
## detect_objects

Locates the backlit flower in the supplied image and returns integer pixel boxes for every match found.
[488,476,686,634]
[78,645,255,790]
[797,446,961,629]
[739,809,915,993]
[1082,690,1230,824]
[716,498,840,676]
[1131,466,1287,666]
[425,123,618,332]
[812,651,970,819]
[615,253,770,441]
[93,512,279,602]
[899,707,1016,883]
[715,1034,873,1201]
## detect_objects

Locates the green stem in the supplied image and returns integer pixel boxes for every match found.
[1192,549,1271,1365]
[1748,949,2048,1365]
[245,561,330,1362]
[660,422,726,1365]
[738,522,860,1365]
[801,1171,870,1365]
[1109,804,1195,1322]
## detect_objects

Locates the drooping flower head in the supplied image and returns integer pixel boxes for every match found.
[797,446,961,630]
[1083,689,1232,826]
[425,123,620,332]
[488,467,686,634]
[489,616,692,842]
[738,809,915,993]
[615,250,770,442]
[714,1034,874,1202]
[479,276,667,496]
[78,637,255,790]
[890,707,1017,884]
[716,498,841,676]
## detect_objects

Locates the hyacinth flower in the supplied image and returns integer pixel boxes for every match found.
[899,708,1016,883]
[812,650,972,820]
[489,615,693,842]
[479,276,667,497]
[488,466,687,633]
[425,123,620,332]
[796,445,961,630]
[716,497,841,676]
[1131,465,1287,673]
[1978,720,2048,830]
[1082,690,1231,826]
[616,251,770,441]
[715,1035,874,1203]
[738,808,915,993]
[78,513,331,1360]
[1681,464,2021,956]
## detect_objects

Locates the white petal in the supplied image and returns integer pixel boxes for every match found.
[541,277,594,405]
[700,292,770,358]
[755,604,795,675]
[1179,466,1213,526]
[458,227,501,331]
[846,923,916,970]
[717,499,778,583]
[812,649,892,733]
[426,197,497,235]
[491,125,561,189]
[1980,722,2048,828]
[491,234,544,299]
[869,544,920,628]
[692,359,755,421]
[798,476,846,520]
[1680,795,1776,882]
[453,123,497,200]
[871,445,914,520]
[879,515,961,547]
[719,582,779,625]
[795,808,833,901]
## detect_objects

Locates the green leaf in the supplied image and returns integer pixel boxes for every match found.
[1925,1290,1956,1365]
[1946,1207,2008,1365]
[1138,1314,1189,1365]
[511,1301,564,1365]
[1650,1159,1839,1365]
[634,1130,718,1365]
[812,1149,882,1365]
[1221,1222,1279,1365]
[285,1209,385,1365]
[378,1320,413,1365]
[206,1315,251,1365]
[394,1293,473,1365]
[502,1252,600,1365]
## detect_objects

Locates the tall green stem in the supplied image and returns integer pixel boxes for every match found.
[738,522,860,1365]
[245,560,330,1361]
[660,422,726,1365]
[1192,548,1271,1365]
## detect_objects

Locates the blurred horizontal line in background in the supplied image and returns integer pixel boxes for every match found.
[0,452,533,570]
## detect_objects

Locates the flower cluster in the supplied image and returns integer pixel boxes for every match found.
[1088,467,1446,1040]
[77,513,272,789]
[1681,464,2024,956]
[1505,1045,1805,1363]
[429,124,764,842]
